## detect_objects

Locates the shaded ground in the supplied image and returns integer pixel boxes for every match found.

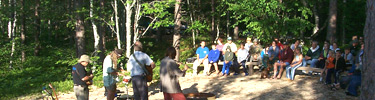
[19,71,359,100]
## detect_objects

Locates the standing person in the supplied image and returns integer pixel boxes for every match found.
[127,41,156,100]
[237,42,249,76]
[285,47,303,81]
[324,51,336,85]
[222,47,234,76]
[72,55,94,100]
[103,49,124,100]
[207,44,221,75]
[272,42,294,79]
[160,47,189,100]
[192,41,210,76]
[290,40,302,52]
[244,37,253,51]
[303,40,322,74]
[222,37,239,75]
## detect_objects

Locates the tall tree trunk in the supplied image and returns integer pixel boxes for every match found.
[326,0,337,44]
[234,25,239,40]
[75,0,86,57]
[21,0,26,62]
[133,0,141,43]
[9,0,17,69]
[226,11,230,38]
[34,0,41,56]
[361,0,375,99]
[114,0,121,49]
[187,0,195,46]
[174,0,182,61]
[124,0,135,58]
[100,0,106,51]
[211,0,215,41]
[90,0,105,63]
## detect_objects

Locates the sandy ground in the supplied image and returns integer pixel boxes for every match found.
[19,71,359,100]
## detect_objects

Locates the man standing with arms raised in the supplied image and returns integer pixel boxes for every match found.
[192,41,210,76]
[127,41,156,100]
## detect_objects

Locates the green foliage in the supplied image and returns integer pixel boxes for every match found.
[142,0,175,28]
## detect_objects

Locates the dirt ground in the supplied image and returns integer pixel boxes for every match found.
[19,71,359,100]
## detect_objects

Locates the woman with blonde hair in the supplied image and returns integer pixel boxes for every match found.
[103,49,123,100]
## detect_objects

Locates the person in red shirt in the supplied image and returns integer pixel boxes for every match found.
[272,42,294,79]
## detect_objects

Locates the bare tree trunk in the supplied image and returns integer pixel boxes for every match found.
[124,0,136,58]
[21,0,26,62]
[226,11,230,38]
[34,0,41,56]
[327,0,337,44]
[75,0,86,57]
[187,0,195,46]
[91,0,99,51]
[133,0,141,43]
[361,0,375,99]
[312,2,319,37]
[100,0,106,51]
[9,0,17,69]
[174,0,182,61]
[114,0,121,49]
[211,0,215,41]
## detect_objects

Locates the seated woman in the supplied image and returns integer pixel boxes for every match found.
[222,46,234,76]
[286,47,303,81]
[260,46,270,79]
[207,44,221,76]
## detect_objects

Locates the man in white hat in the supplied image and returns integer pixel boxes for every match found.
[72,54,94,100]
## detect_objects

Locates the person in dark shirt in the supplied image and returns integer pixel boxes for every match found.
[72,55,93,100]
[332,50,346,84]
[303,41,322,74]
[272,42,294,79]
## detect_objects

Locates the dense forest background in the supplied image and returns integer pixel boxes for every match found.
[0,0,366,99]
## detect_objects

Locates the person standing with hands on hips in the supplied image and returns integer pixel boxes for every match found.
[72,55,94,100]
[127,41,156,100]
[160,47,189,100]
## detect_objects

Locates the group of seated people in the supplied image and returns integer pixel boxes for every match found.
[192,36,364,97]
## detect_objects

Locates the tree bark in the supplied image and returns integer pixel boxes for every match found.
[326,0,337,44]
[361,0,375,99]
[133,0,141,43]
[100,0,106,51]
[211,0,215,41]
[174,0,182,61]
[34,0,41,56]
[21,0,26,62]
[114,0,121,49]
[187,0,195,46]
[124,0,136,58]
[341,0,346,45]
[75,0,86,57]
[9,0,17,69]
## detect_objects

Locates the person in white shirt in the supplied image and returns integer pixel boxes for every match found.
[237,42,249,76]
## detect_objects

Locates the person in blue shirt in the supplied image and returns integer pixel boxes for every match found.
[207,44,221,76]
[193,41,210,76]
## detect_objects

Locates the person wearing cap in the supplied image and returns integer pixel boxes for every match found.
[222,37,238,54]
[127,41,155,100]
[72,55,93,100]
[103,49,124,100]
[272,42,294,79]
[192,41,210,76]
[244,37,253,51]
